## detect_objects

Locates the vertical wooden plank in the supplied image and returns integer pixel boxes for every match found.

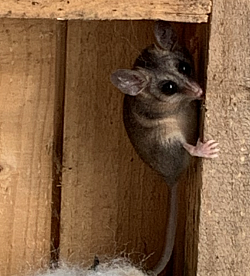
[60,20,168,268]
[0,19,56,275]
[50,20,67,266]
[197,0,250,275]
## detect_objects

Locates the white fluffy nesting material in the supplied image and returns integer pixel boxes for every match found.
[33,259,148,276]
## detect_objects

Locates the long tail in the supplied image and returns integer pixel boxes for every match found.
[152,183,178,275]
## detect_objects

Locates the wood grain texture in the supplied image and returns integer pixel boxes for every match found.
[0,0,211,22]
[60,20,207,275]
[50,20,67,264]
[197,0,250,275]
[0,19,56,275]
[60,20,167,269]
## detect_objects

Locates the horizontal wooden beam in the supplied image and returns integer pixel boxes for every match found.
[0,0,211,22]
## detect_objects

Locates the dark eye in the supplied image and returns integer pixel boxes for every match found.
[159,81,178,95]
[178,61,192,76]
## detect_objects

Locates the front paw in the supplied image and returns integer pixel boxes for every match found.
[183,139,219,158]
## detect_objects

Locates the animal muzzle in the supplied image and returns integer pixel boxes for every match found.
[184,81,203,98]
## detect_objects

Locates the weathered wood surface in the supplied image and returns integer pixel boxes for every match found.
[0,19,56,275]
[60,20,168,269]
[0,0,211,22]
[197,0,250,275]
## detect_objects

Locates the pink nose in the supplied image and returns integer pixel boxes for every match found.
[196,86,203,97]
[188,81,203,97]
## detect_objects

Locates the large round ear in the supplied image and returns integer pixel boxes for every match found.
[154,21,178,51]
[110,69,148,96]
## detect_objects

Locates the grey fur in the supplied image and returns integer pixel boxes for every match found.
[111,21,202,274]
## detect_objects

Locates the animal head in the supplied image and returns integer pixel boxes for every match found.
[111,21,203,105]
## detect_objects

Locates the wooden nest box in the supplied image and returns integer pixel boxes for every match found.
[0,0,249,275]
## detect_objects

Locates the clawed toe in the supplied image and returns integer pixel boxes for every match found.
[197,140,220,158]
[184,139,220,158]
